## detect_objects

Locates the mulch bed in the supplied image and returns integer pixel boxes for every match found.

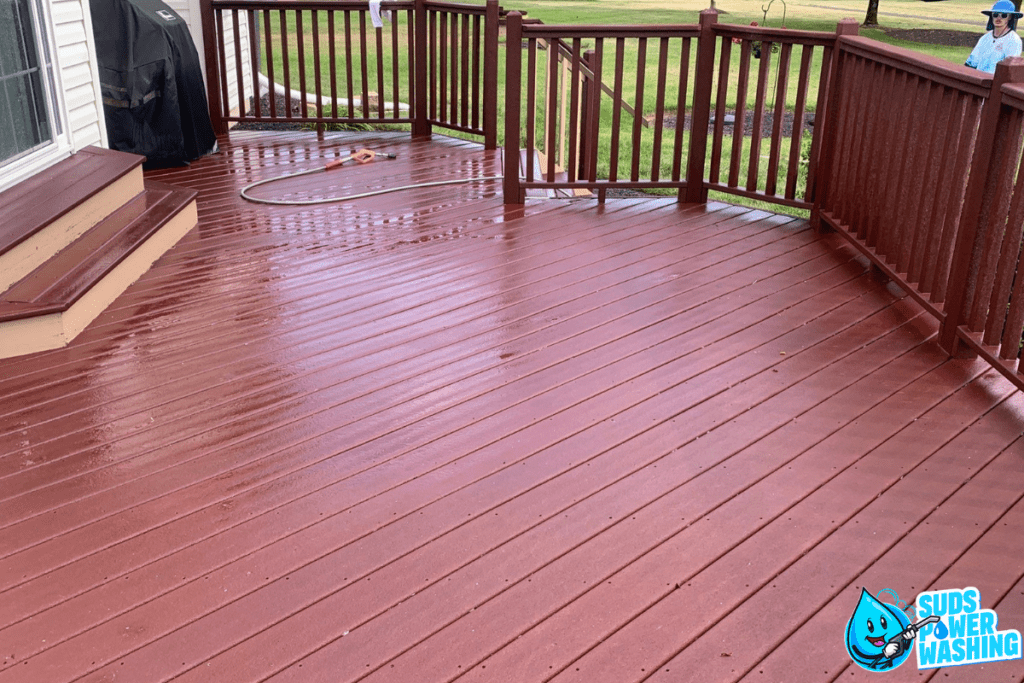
[881,28,983,47]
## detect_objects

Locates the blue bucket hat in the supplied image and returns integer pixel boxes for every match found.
[983,0,1022,31]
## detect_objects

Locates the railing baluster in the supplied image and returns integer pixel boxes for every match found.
[392,15,400,120]
[263,9,276,119]
[232,10,245,118]
[863,62,896,246]
[376,11,385,118]
[849,59,883,242]
[526,37,537,183]
[471,14,480,130]
[312,10,323,121]
[745,38,772,192]
[934,95,980,304]
[608,37,625,182]
[651,36,670,183]
[461,12,470,127]
[450,12,458,125]
[922,91,965,296]
[409,7,417,126]
[429,9,437,121]
[247,10,260,119]
[894,77,933,275]
[329,11,338,119]
[709,36,731,185]
[359,11,369,118]
[296,10,307,117]
[906,82,946,284]
[588,39,604,183]
[784,45,812,199]
[279,9,291,118]
[439,11,448,123]
[727,41,751,188]
[217,9,230,120]
[568,38,582,183]
[764,42,790,196]
[345,10,355,118]
[672,37,690,184]
[547,38,558,182]
[630,37,647,182]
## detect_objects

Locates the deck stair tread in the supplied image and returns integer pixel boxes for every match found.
[0,146,144,257]
[0,180,197,323]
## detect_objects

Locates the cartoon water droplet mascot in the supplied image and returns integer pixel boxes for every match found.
[844,588,940,671]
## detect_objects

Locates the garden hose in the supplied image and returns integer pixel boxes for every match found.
[240,148,503,206]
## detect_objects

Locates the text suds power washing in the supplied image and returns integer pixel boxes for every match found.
[844,586,1021,672]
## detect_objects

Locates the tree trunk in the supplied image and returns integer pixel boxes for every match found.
[864,0,879,26]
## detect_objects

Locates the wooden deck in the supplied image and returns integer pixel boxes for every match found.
[1,131,1023,683]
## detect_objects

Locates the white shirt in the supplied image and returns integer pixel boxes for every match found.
[966,29,1023,73]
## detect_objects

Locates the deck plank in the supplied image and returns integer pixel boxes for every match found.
[0,131,1021,683]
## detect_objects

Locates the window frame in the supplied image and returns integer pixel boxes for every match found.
[0,0,71,192]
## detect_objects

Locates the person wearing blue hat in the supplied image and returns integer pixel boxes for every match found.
[966,0,1023,73]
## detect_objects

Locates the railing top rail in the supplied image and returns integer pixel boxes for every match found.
[208,0,414,9]
[519,22,700,39]
[1001,81,1024,109]
[712,23,836,46]
[425,0,491,14]
[838,35,991,97]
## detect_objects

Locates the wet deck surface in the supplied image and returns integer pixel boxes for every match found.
[1,131,1023,683]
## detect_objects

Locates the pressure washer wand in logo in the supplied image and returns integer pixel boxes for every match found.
[881,615,941,661]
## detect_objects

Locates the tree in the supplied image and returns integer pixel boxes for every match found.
[864,0,879,26]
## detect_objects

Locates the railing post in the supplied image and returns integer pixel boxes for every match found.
[413,0,431,137]
[810,18,858,230]
[938,56,1024,354]
[683,9,718,204]
[503,11,524,204]
[483,0,499,149]
[199,0,228,136]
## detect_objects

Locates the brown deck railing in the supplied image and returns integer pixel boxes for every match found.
[703,21,844,210]
[938,64,1024,387]
[815,35,991,322]
[501,11,850,206]
[199,0,498,146]
[502,15,701,203]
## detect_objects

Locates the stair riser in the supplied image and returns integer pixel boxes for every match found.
[0,167,145,293]
[0,199,197,360]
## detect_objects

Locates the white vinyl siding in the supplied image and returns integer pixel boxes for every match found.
[51,0,104,149]
[168,0,252,120]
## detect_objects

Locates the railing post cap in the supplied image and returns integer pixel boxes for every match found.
[699,8,719,24]
[995,56,1024,82]
[836,18,860,35]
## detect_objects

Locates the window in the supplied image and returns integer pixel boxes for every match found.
[0,0,62,168]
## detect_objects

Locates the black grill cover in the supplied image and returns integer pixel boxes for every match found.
[91,0,217,167]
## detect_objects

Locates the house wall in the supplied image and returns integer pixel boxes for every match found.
[168,0,253,119]
[50,0,106,150]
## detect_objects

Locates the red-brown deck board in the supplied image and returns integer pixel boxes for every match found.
[1,131,1022,683]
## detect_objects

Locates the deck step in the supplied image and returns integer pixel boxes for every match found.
[0,146,146,293]
[0,180,198,359]
[518,149,592,199]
